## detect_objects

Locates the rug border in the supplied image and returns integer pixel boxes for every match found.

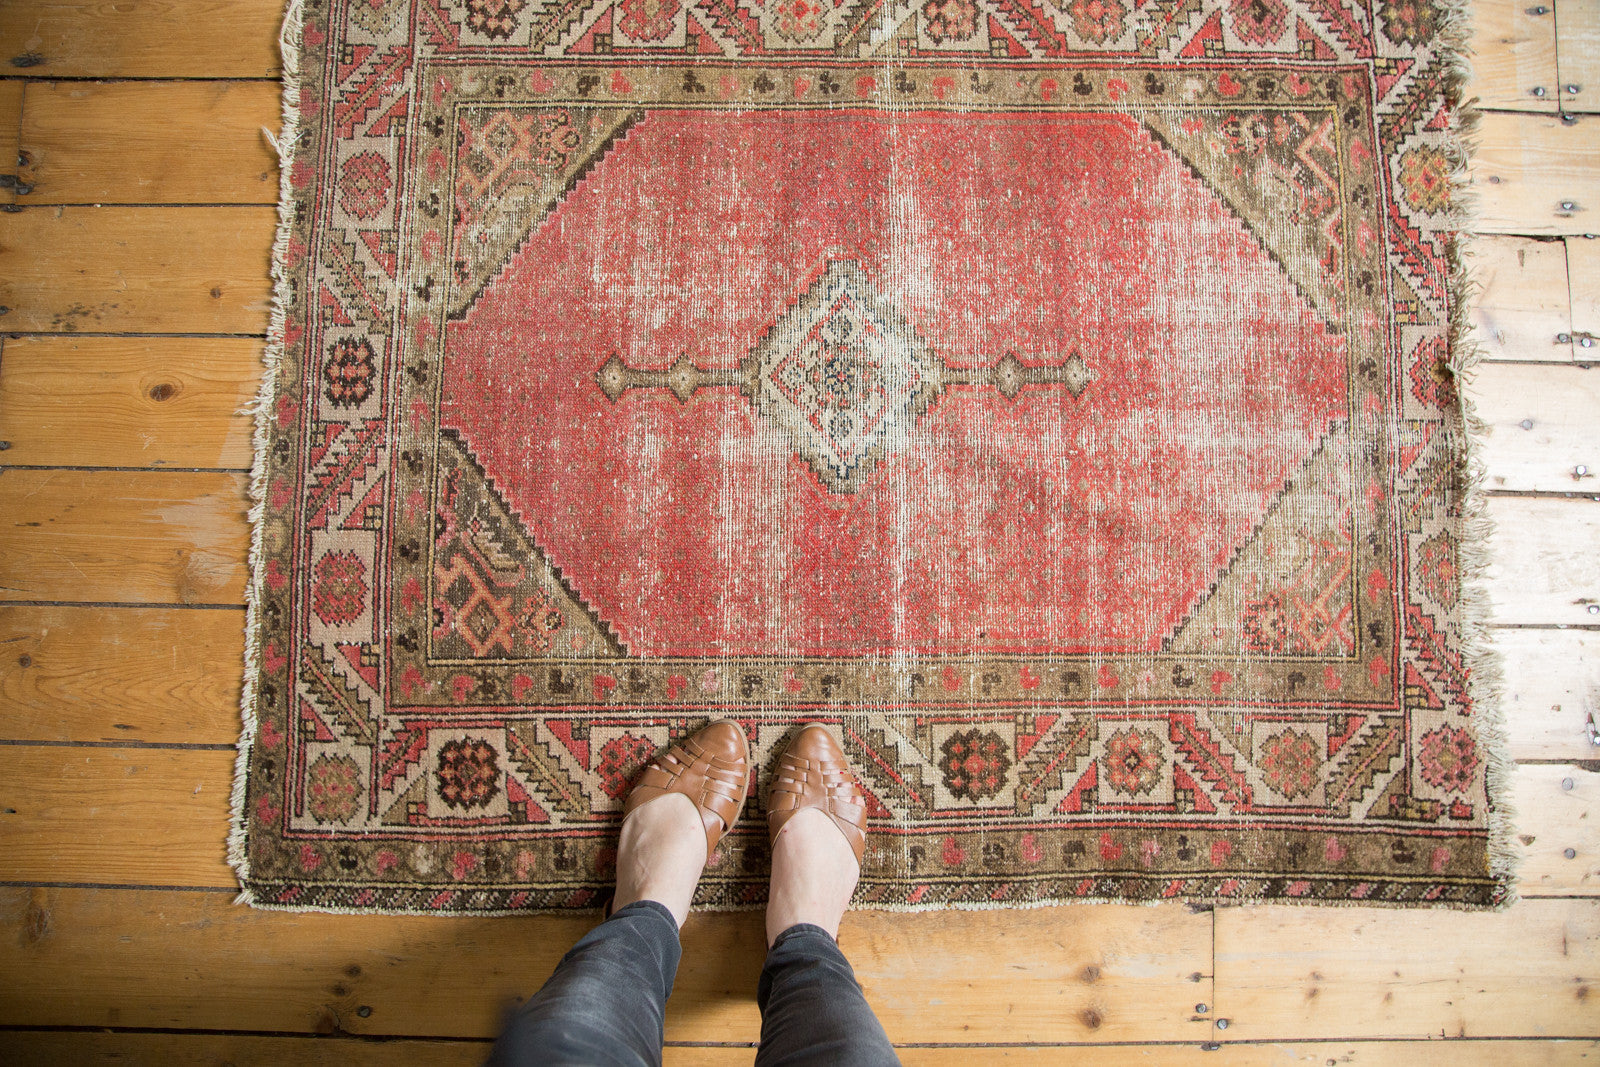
[1447,0,1521,908]
[227,0,305,911]
[228,0,1520,915]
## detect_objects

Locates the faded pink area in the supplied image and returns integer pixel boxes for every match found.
[442,110,1348,656]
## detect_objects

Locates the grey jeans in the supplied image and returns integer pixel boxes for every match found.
[488,900,901,1066]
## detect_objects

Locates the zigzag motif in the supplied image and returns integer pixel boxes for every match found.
[378,723,429,791]
[1168,714,1253,810]
[1386,197,1445,305]
[1404,603,1470,708]
[692,0,766,53]
[1378,58,1444,147]
[836,0,895,53]
[1014,714,1094,814]
[417,0,463,47]
[533,0,608,52]
[1137,0,1205,56]
[301,645,380,745]
[986,0,1066,54]
[505,726,592,815]
[333,45,412,139]
[1299,0,1373,58]
[1323,719,1401,815]
[448,110,642,321]
[307,419,385,531]
[323,233,392,327]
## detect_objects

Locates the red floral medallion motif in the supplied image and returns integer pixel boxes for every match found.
[769,0,827,40]
[437,739,502,809]
[1398,146,1451,214]
[617,0,680,39]
[1379,0,1440,44]
[1258,730,1320,799]
[939,730,1012,801]
[1103,728,1163,796]
[1408,336,1456,408]
[306,754,363,824]
[1419,726,1478,793]
[323,338,376,408]
[595,734,659,799]
[312,551,368,626]
[1416,531,1460,611]
[338,151,392,222]
[922,0,979,42]
[464,0,527,39]
[1229,0,1288,45]
[1069,0,1127,42]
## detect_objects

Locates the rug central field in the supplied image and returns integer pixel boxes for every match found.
[233,0,1511,911]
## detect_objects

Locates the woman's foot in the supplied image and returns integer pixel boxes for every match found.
[613,720,750,928]
[765,724,869,946]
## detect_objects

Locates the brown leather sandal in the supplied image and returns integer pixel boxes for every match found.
[766,723,868,864]
[623,720,751,860]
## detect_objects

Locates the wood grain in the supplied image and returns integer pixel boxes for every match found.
[19,81,280,205]
[0,80,22,207]
[1469,112,1600,237]
[0,605,243,745]
[1558,0,1600,114]
[0,336,261,468]
[1484,495,1600,627]
[0,206,274,335]
[0,469,249,605]
[0,747,235,887]
[0,0,282,78]
[1496,628,1600,761]
[1570,235,1600,350]
[1467,0,1560,111]
[0,886,1212,1043]
[1469,361,1599,491]
[1515,763,1600,897]
[3,1032,1598,1067]
[1466,234,1574,362]
[1212,898,1600,1039]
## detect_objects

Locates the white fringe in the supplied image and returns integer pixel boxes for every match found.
[227,0,306,909]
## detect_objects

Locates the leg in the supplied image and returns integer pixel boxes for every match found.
[489,899,681,1067]
[759,726,900,1066]
[490,721,751,1066]
[755,922,900,1067]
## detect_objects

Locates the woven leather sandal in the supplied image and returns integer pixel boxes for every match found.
[767,724,868,864]
[623,720,750,861]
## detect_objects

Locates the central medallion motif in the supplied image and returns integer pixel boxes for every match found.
[595,259,1095,495]
[744,262,943,493]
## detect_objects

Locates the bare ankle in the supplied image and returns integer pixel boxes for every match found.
[765,808,861,946]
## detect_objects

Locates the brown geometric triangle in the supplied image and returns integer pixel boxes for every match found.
[1140,108,1347,328]
[432,430,626,661]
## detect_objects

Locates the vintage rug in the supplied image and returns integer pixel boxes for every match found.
[231,0,1514,912]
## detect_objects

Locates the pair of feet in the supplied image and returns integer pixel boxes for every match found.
[611,723,865,948]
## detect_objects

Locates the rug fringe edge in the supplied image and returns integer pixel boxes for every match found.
[228,0,308,909]
[1437,0,1521,909]
[221,891,1512,918]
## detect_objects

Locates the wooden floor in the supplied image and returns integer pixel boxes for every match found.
[0,1,1597,1062]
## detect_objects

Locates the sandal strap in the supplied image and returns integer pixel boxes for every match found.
[625,722,750,860]
[767,727,869,864]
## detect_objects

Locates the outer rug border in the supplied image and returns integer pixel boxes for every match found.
[227,0,1518,914]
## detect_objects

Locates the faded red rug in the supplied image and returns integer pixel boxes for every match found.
[232,0,1513,911]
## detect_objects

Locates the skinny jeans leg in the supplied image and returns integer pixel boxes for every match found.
[754,923,901,1067]
[489,900,681,1067]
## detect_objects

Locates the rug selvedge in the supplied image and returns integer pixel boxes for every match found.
[231,0,1512,912]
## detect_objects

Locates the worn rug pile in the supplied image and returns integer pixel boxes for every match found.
[231,0,1513,912]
